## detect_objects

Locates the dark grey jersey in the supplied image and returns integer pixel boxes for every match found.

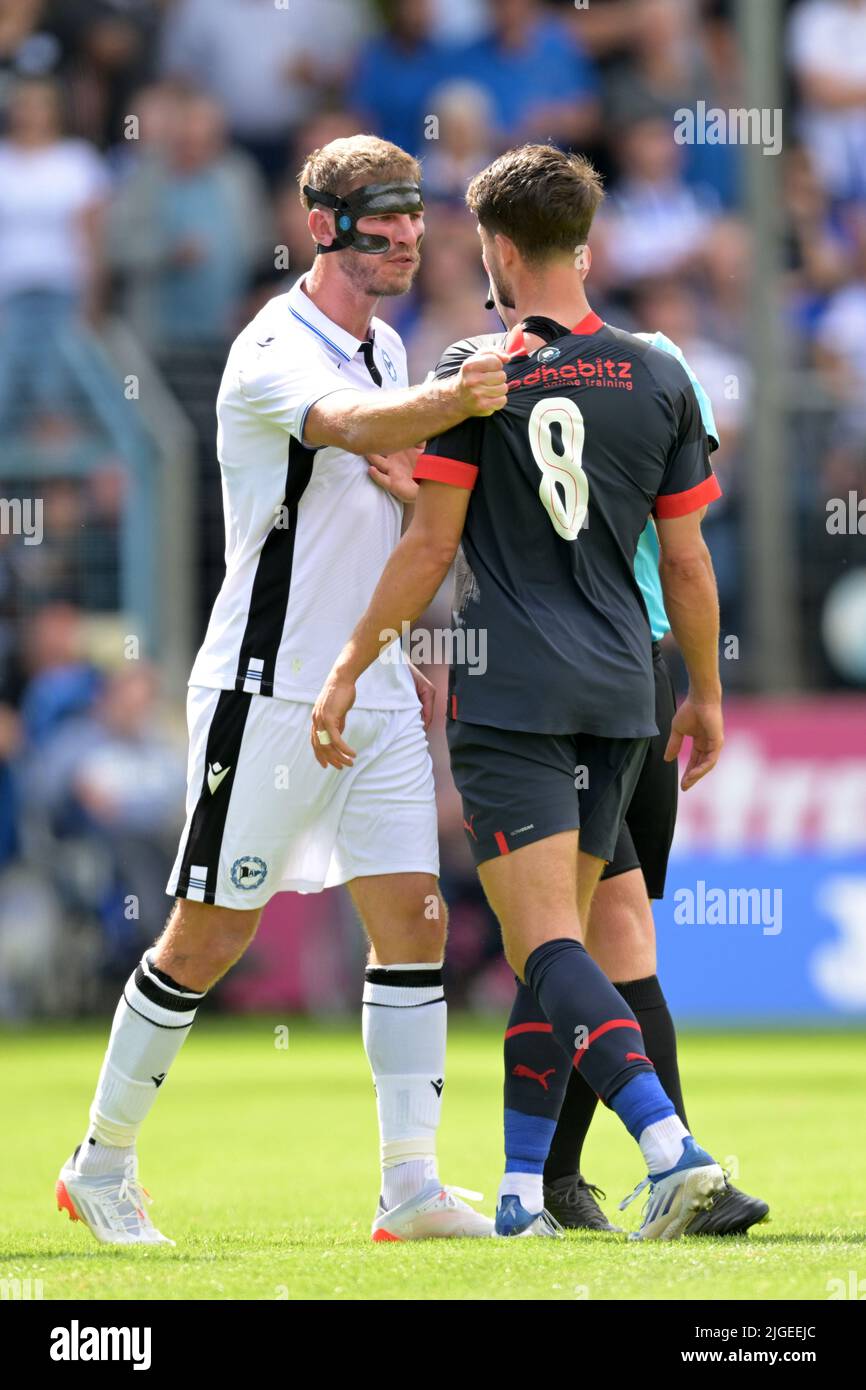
[414,312,721,737]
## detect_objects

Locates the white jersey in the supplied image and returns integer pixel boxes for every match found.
[189,275,417,709]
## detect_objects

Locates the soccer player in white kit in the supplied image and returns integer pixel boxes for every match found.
[55,136,509,1244]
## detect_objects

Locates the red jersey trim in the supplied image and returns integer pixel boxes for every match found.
[414,453,479,490]
[505,324,527,355]
[572,310,604,334]
[653,473,722,519]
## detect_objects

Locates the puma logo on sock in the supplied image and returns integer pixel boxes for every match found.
[512,1064,556,1091]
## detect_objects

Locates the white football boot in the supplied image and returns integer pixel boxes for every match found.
[56,1148,175,1246]
[372,1179,494,1241]
[620,1137,726,1241]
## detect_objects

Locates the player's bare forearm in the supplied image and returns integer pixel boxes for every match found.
[310,529,454,769]
[334,530,454,684]
[660,543,721,702]
[308,379,461,455]
[312,481,468,768]
[659,541,724,789]
[303,349,508,455]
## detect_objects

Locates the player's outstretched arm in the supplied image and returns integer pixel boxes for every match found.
[303,350,509,456]
[657,509,724,791]
[311,480,470,768]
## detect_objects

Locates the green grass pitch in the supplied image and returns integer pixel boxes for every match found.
[2,1019,864,1301]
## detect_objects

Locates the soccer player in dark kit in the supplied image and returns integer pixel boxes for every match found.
[313,145,745,1238]
[427,331,768,1236]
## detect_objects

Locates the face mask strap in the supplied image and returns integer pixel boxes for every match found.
[303,185,356,254]
[303,181,424,256]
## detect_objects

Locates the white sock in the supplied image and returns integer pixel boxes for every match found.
[74,1140,134,1177]
[381,1157,439,1210]
[77,949,205,1169]
[498,1171,544,1213]
[362,961,446,1209]
[639,1114,690,1175]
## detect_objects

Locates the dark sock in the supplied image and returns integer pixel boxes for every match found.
[543,1070,599,1184]
[544,973,688,1182]
[524,938,654,1102]
[503,981,570,1175]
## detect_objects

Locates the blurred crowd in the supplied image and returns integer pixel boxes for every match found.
[1,0,865,1014]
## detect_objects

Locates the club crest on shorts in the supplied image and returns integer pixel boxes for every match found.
[231,855,268,890]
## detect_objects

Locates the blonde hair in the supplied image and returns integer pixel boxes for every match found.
[298,135,420,206]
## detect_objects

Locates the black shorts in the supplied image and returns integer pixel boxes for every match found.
[600,643,678,899]
[447,718,650,867]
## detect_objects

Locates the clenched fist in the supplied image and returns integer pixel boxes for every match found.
[453,350,510,417]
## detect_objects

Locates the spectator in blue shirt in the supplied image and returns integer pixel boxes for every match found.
[350,0,450,156]
[456,0,599,148]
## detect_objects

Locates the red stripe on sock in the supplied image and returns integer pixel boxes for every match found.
[572,1018,641,1069]
[504,1021,554,1040]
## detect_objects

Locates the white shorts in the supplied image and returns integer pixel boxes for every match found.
[166,686,439,909]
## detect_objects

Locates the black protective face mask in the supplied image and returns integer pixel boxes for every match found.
[303,181,424,255]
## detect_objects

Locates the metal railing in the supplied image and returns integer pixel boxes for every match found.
[0,316,196,696]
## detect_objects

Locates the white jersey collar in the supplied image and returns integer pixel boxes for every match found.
[287,275,370,364]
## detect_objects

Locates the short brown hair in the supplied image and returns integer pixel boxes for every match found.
[466,145,604,261]
[298,135,420,207]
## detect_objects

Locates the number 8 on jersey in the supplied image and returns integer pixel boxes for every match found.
[528,396,589,541]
